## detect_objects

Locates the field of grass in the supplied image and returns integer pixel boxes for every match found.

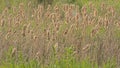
[0,0,120,68]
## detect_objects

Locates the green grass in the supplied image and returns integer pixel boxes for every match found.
[0,46,117,68]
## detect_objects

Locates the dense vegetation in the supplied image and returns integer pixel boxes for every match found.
[0,0,120,68]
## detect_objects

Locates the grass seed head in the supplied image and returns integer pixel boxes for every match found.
[101,3,105,10]
[64,28,69,36]
[54,5,59,12]
[19,3,24,9]
[11,47,17,57]
[1,19,5,27]
[93,8,97,17]
[33,35,38,41]
[5,32,10,40]
[28,1,32,7]
[81,6,87,16]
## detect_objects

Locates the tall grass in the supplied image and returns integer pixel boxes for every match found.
[0,0,120,68]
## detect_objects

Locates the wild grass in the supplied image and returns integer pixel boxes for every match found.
[0,1,120,68]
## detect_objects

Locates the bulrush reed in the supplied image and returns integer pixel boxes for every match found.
[0,1,120,68]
